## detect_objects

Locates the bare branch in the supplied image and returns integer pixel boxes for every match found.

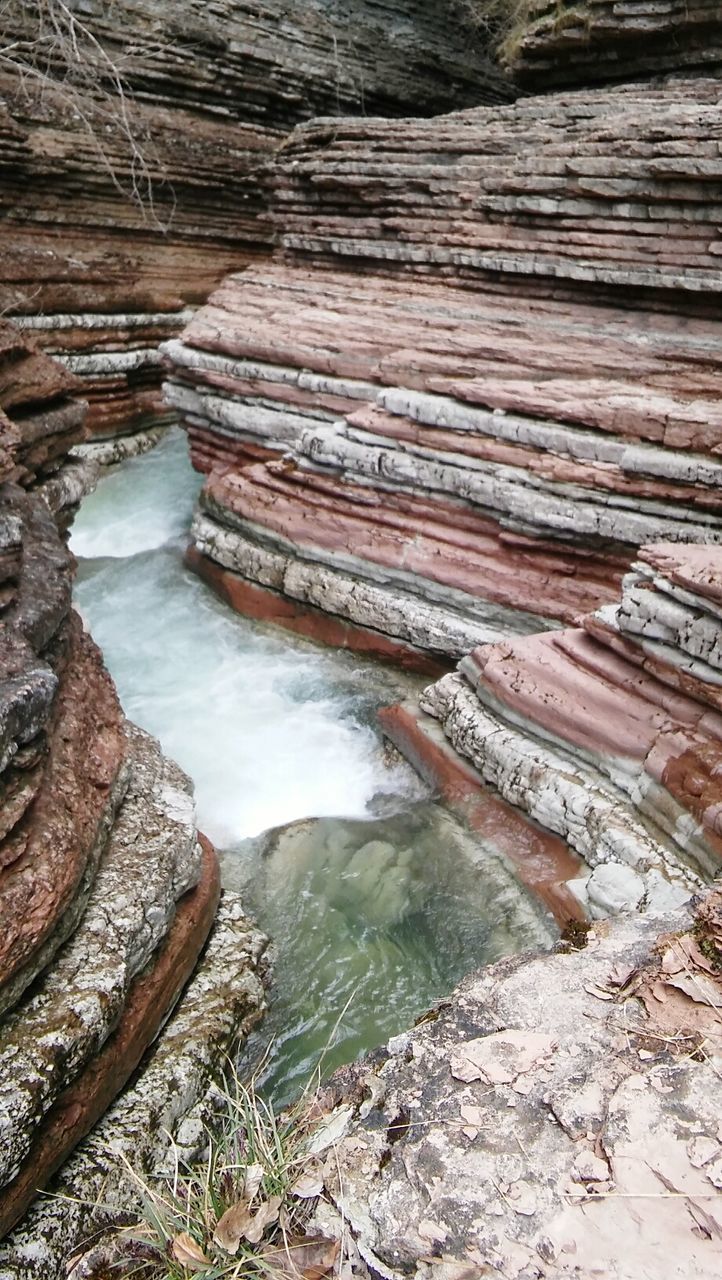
[0,0,174,227]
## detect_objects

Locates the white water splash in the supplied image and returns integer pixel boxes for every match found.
[71,431,425,843]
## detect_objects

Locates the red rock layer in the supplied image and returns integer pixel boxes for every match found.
[165,73,722,661]
[1,0,509,442]
[0,837,221,1239]
[419,545,722,920]
[0,325,223,1237]
[379,702,587,925]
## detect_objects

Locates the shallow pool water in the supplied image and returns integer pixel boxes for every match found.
[71,429,554,1102]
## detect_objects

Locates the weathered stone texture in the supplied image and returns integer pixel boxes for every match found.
[168,77,722,663]
[0,327,269,1254]
[0,892,270,1275]
[307,895,722,1280]
[510,0,722,89]
[418,546,722,920]
[1,0,509,444]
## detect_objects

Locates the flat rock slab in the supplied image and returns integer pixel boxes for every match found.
[313,902,722,1280]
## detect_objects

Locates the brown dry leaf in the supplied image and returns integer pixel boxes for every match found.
[171,1232,210,1270]
[584,983,615,1002]
[213,1199,254,1255]
[675,935,718,976]
[661,945,686,976]
[291,1172,324,1199]
[244,1162,265,1200]
[245,1194,283,1245]
[665,970,722,1008]
[261,1234,340,1280]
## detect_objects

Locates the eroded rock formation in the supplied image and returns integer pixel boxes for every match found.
[509,0,722,89]
[167,75,722,666]
[0,327,269,1260]
[1,0,509,451]
[400,545,722,922]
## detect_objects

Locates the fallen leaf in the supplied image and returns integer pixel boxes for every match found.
[584,983,615,1002]
[661,945,685,976]
[291,1173,324,1199]
[213,1199,254,1255]
[244,1162,265,1200]
[607,962,637,989]
[307,1106,353,1155]
[245,1195,282,1245]
[665,970,722,1008]
[261,1234,340,1280]
[171,1232,210,1270]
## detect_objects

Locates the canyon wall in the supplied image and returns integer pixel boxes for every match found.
[1,0,508,452]
[0,327,269,1269]
[508,0,722,89]
[167,73,722,669]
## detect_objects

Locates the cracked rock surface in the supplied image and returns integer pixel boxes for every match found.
[313,896,722,1280]
[419,545,722,920]
[0,892,271,1276]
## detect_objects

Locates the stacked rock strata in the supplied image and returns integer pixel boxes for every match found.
[1,0,508,452]
[0,322,91,523]
[413,545,722,921]
[509,0,722,89]
[166,76,722,668]
[0,329,269,1261]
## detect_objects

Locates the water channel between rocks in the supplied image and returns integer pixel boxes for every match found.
[70,429,555,1104]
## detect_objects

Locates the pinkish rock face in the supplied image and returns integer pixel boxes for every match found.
[165,74,722,664]
[417,546,722,922]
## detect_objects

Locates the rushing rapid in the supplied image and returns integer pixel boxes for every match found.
[72,430,426,844]
[71,429,553,1102]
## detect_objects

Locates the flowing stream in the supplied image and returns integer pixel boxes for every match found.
[71,429,554,1103]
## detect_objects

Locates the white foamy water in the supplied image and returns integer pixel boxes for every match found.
[71,430,425,843]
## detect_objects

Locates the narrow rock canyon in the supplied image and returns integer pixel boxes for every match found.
[1,0,722,1276]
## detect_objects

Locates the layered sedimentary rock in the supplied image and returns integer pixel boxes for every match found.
[0,327,269,1255]
[415,545,722,921]
[509,0,722,89]
[168,77,722,666]
[1,0,509,448]
[0,894,269,1275]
